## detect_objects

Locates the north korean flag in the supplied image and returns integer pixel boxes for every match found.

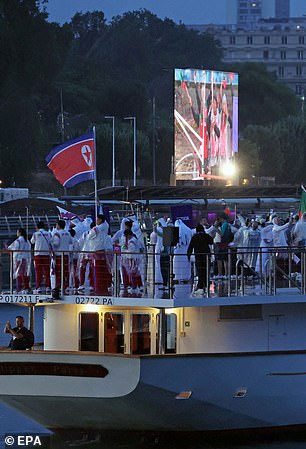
[45,131,95,188]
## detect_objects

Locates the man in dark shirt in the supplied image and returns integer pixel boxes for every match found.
[187,224,213,296]
[4,315,34,350]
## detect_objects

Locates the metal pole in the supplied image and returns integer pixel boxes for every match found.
[152,97,156,185]
[273,253,276,295]
[114,252,119,297]
[105,116,115,187]
[124,117,137,187]
[227,248,231,297]
[61,252,64,296]
[93,126,98,223]
[10,252,13,294]
[133,117,136,187]
[152,244,156,299]
[169,250,174,300]
[206,253,210,298]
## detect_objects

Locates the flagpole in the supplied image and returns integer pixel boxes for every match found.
[93,126,98,223]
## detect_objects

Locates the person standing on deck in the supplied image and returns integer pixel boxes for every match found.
[8,228,31,293]
[88,214,113,294]
[77,222,96,292]
[187,224,213,296]
[30,221,52,294]
[52,219,72,293]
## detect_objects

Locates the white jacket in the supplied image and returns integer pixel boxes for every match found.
[31,229,52,256]
[52,229,72,255]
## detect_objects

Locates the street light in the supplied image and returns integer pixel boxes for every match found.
[124,116,137,187]
[105,116,115,187]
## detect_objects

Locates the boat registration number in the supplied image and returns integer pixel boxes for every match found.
[0,294,39,304]
[75,296,113,305]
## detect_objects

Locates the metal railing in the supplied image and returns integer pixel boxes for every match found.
[1,245,306,299]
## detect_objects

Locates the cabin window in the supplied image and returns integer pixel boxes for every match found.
[79,312,99,351]
[130,313,151,354]
[219,305,262,320]
[104,313,124,354]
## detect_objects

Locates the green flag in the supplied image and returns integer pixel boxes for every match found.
[299,187,306,216]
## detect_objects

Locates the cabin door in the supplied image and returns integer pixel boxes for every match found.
[79,312,99,351]
[130,313,151,354]
[104,312,125,353]
[268,314,287,351]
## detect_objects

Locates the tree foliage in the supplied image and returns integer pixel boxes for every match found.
[0,3,302,191]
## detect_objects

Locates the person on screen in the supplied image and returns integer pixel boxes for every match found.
[219,93,232,162]
[185,71,210,174]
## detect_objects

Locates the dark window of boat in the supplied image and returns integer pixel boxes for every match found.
[79,312,99,351]
[0,362,108,377]
[219,305,262,320]
[131,313,151,355]
[104,313,124,354]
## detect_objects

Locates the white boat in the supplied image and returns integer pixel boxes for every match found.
[0,246,306,434]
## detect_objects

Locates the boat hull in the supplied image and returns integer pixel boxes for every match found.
[1,350,306,431]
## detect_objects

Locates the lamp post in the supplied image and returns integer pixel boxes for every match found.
[105,116,115,187]
[124,116,137,187]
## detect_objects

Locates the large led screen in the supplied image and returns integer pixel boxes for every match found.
[174,68,238,180]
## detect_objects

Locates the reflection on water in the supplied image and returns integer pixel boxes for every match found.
[2,425,306,448]
[52,430,306,449]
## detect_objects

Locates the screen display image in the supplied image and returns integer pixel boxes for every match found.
[174,68,239,180]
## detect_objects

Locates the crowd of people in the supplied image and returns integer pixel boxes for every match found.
[5,210,306,297]
[7,213,145,295]
[186,211,306,295]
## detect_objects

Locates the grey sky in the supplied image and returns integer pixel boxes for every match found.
[45,0,306,25]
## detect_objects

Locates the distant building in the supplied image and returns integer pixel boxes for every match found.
[237,1,262,30]
[224,0,291,26]
[275,0,290,19]
[188,15,306,95]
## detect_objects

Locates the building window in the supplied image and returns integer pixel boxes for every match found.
[298,50,304,60]
[247,36,253,45]
[280,50,286,59]
[263,50,269,59]
[230,35,236,45]
[278,66,284,77]
[299,36,304,45]
[264,35,270,45]
[296,66,302,76]
[281,36,287,45]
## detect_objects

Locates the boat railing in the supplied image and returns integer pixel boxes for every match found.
[1,245,306,299]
